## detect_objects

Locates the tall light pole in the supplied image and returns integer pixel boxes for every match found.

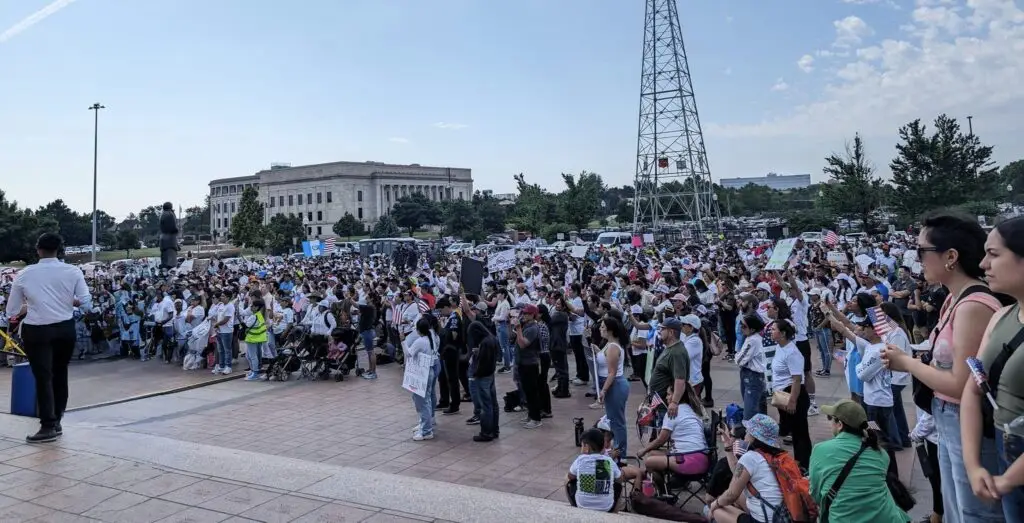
[967,115,974,136]
[88,103,105,262]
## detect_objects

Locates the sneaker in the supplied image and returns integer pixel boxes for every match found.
[541,412,553,419]
[413,432,434,441]
[523,419,543,429]
[498,366,512,374]
[571,378,586,386]
[589,401,603,409]
[26,428,58,443]
[55,423,62,435]
[783,435,794,445]
[473,434,494,442]
[815,370,831,378]
[442,407,460,416]
[808,404,820,416]
[222,367,232,375]
[244,373,260,381]
[552,392,571,399]
[211,366,222,375]
[466,416,480,425]
[435,403,450,411]
[362,372,377,380]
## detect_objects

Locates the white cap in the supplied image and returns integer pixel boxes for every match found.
[680,314,702,330]
[756,282,772,293]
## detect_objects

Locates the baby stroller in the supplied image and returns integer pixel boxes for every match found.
[182,320,210,371]
[322,328,354,382]
[264,326,305,382]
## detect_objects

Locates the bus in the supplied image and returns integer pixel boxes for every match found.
[358,237,418,258]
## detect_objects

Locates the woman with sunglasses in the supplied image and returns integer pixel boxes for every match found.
[883,210,1003,523]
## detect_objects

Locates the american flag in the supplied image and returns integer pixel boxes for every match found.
[824,230,840,246]
[324,237,336,253]
[868,306,898,338]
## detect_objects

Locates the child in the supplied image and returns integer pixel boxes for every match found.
[567,428,623,512]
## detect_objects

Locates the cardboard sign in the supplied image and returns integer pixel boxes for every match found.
[765,239,797,270]
[826,251,849,266]
[487,249,516,273]
[570,246,589,259]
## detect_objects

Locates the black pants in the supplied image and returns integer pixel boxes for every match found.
[630,353,649,389]
[777,386,812,470]
[551,349,570,395]
[921,440,943,515]
[539,353,552,415]
[518,362,543,421]
[570,335,588,382]
[438,348,462,409]
[21,320,76,429]
[701,352,712,401]
[458,358,470,399]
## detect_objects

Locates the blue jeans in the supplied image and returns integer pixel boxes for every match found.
[245,342,263,375]
[216,332,233,368]
[890,384,912,448]
[740,367,766,420]
[411,362,438,436]
[496,322,512,368]
[934,398,1005,523]
[470,375,499,436]
[814,328,833,373]
[598,375,630,458]
[997,429,1024,523]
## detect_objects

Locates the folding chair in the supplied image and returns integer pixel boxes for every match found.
[659,413,720,509]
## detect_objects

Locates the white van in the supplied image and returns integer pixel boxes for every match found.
[594,232,633,247]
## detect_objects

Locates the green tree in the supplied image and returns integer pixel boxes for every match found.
[182,202,209,235]
[558,171,604,229]
[890,114,999,219]
[391,192,440,236]
[229,186,266,248]
[116,229,139,258]
[782,209,835,235]
[510,173,555,234]
[372,214,402,238]
[471,191,507,234]
[440,198,477,239]
[1001,160,1024,203]
[820,134,882,232]
[265,213,305,254]
[333,212,366,239]
[540,222,574,243]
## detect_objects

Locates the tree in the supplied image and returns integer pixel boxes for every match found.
[820,134,883,232]
[372,215,402,238]
[391,192,440,235]
[890,114,999,220]
[265,213,305,254]
[510,173,556,234]
[558,171,604,230]
[229,186,266,248]
[333,212,365,239]
[1001,160,1024,204]
[472,191,507,235]
[116,229,139,258]
[183,201,209,235]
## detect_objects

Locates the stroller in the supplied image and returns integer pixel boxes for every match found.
[182,320,210,371]
[264,326,305,381]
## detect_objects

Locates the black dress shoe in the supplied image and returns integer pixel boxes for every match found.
[26,428,58,444]
[473,434,494,442]
[55,424,62,435]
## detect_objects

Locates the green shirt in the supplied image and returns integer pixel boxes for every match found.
[648,340,689,401]
[979,304,1024,427]
[809,433,909,523]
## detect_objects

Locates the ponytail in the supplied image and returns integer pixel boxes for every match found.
[841,422,881,450]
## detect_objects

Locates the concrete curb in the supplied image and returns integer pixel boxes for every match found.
[66,373,243,413]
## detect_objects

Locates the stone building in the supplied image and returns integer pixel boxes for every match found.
[208,161,472,239]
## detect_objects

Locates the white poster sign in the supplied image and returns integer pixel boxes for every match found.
[570,246,589,259]
[487,249,517,273]
[643,233,655,244]
[854,254,875,274]
[402,352,432,398]
[765,239,797,270]
[826,251,849,266]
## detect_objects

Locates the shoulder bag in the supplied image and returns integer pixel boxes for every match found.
[819,443,868,523]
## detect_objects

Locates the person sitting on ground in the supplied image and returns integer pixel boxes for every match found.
[706,414,788,523]
[567,428,623,513]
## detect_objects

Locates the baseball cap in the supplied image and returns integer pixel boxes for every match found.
[661,317,682,331]
[679,314,701,330]
[756,282,772,293]
[670,293,686,302]
[520,303,539,315]
[821,399,868,428]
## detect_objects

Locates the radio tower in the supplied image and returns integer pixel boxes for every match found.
[633,0,720,235]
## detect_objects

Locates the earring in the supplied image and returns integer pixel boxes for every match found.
[945,263,954,272]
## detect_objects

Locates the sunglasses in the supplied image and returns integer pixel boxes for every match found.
[916,246,943,258]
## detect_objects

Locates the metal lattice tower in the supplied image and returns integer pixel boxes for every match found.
[633,0,720,235]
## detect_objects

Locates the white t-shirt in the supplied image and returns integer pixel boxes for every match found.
[885,328,912,387]
[788,294,809,342]
[683,333,704,386]
[738,451,784,523]
[661,404,707,454]
[217,302,236,334]
[855,339,894,407]
[569,453,621,512]
[770,341,804,391]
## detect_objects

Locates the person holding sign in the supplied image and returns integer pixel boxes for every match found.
[404,317,440,442]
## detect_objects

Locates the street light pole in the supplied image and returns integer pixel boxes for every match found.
[967,115,974,136]
[88,103,105,263]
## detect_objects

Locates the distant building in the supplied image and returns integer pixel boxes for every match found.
[208,160,472,239]
[720,173,812,191]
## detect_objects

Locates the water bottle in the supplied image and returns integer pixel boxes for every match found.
[1005,414,1024,437]
[573,417,585,447]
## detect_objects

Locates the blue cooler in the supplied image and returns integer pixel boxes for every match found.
[10,362,37,417]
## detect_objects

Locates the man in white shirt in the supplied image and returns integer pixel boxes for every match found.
[5,233,91,443]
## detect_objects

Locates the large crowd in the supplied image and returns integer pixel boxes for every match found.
[2,210,1023,523]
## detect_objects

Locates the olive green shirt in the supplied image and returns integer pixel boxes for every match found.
[809,433,910,523]
[979,304,1024,427]
[648,340,689,401]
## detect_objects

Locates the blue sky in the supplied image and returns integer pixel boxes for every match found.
[3,0,1023,219]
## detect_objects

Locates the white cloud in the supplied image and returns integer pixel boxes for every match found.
[433,122,468,130]
[834,15,874,47]
[798,54,815,72]
[388,137,410,144]
[842,0,902,8]
[0,0,77,44]
[772,78,790,91]
[706,0,1024,140]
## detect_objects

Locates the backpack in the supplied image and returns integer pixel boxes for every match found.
[746,450,817,523]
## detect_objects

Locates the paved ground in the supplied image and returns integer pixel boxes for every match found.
[0,359,238,414]
[0,416,635,523]
[53,353,932,518]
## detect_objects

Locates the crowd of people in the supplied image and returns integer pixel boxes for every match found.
[3,210,1024,523]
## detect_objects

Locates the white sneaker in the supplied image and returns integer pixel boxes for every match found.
[413,432,434,441]
[589,401,603,409]
[211,366,222,375]
[571,378,586,386]
[808,404,820,416]
[222,367,232,375]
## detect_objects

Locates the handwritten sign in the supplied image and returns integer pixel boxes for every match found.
[827,251,849,266]
[487,249,516,273]
[402,352,432,398]
[765,239,797,271]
